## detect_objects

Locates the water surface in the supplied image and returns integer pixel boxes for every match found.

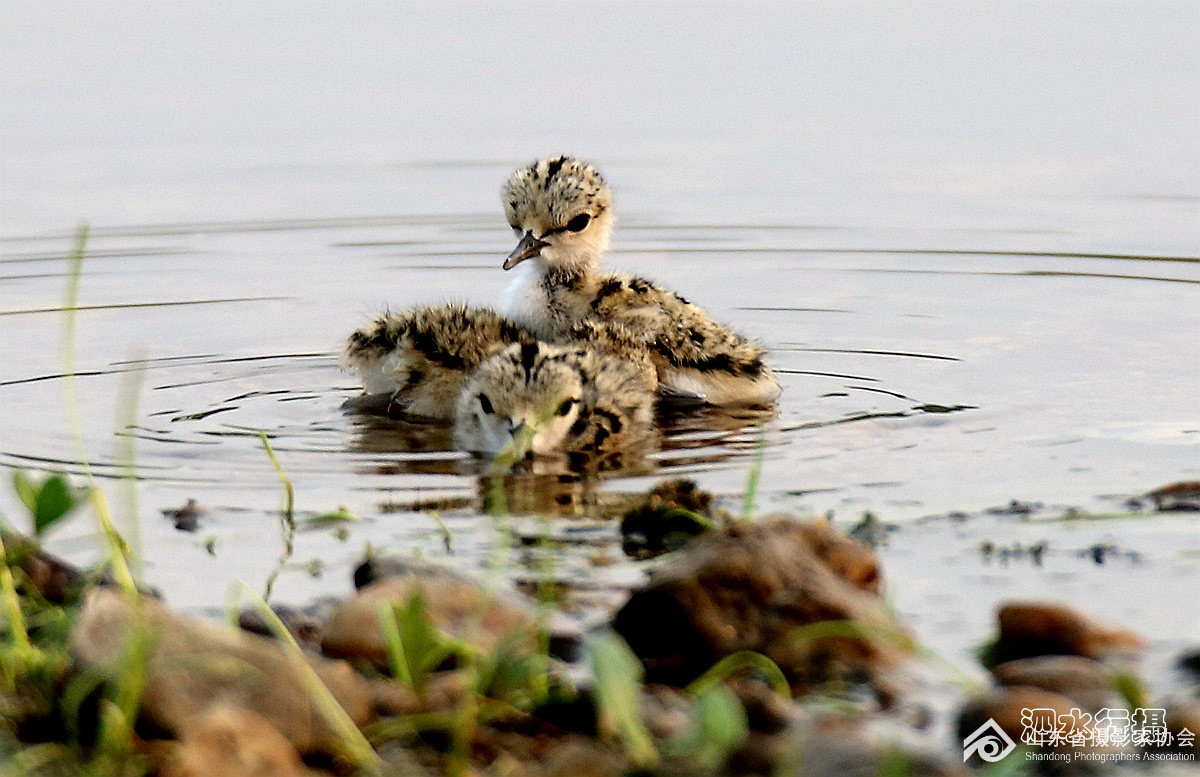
[1,1,1197,684]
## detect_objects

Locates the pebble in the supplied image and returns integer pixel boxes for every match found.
[70,588,373,757]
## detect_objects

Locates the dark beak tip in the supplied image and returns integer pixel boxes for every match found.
[504,231,547,270]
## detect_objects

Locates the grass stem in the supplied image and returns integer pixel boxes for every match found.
[259,432,296,602]
[741,423,766,520]
[242,584,382,774]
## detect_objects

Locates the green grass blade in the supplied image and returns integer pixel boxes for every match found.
[259,432,296,602]
[241,583,383,774]
[741,423,766,520]
[588,631,658,768]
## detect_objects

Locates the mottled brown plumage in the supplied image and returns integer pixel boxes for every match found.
[453,340,655,457]
[344,304,529,418]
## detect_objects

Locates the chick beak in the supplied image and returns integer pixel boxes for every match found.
[503,231,548,270]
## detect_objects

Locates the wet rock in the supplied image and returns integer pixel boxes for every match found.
[237,602,326,653]
[728,677,798,735]
[0,528,81,602]
[501,736,626,777]
[985,601,1144,667]
[1159,700,1199,755]
[1177,647,1200,680]
[158,706,305,777]
[620,478,718,558]
[70,588,373,757]
[770,716,970,777]
[370,671,469,717]
[612,517,903,690]
[957,686,1123,770]
[324,559,536,670]
[1148,481,1200,511]
[991,655,1119,711]
[782,515,882,594]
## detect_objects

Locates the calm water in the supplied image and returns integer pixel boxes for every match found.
[2,3,1198,677]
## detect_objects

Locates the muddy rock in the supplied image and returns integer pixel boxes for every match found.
[1,529,81,603]
[237,602,327,653]
[324,559,536,670]
[370,671,469,717]
[767,715,969,777]
[158,706,306,777]
[986,601,1144,666]
[958,686,1102,768]
[1177,647,1200,680]
[991,655,1119,711]
[503,736,626,777]
[786,515,883,594]
[70,588,373,757]
[729,677,798,734]
[612,517,903,690]
[1156,699,1200,755]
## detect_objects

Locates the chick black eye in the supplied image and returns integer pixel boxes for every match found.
[478,394,494,414]
[565,213,591,232]
[555,398,578,417]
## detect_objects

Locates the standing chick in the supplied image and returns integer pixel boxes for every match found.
[500,155,781,406]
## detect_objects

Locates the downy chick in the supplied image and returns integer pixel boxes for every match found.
[345,303,528,418]
[500,155,781,406]
[453,340,655,457]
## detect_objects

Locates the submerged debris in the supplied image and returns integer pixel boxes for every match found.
[979,540,1047,566]
[1148,481,1200,512]
[847,511,897,548]
[619,478,720,558]
[161,498,204,532]
[985,499,1043,517]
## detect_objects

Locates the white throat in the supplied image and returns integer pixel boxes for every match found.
[502,260,552,335]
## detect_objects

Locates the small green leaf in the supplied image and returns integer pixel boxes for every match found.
[12,470,37,515]
[33,475,78,536]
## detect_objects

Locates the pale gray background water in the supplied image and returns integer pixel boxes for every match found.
[2,2,1198,672]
